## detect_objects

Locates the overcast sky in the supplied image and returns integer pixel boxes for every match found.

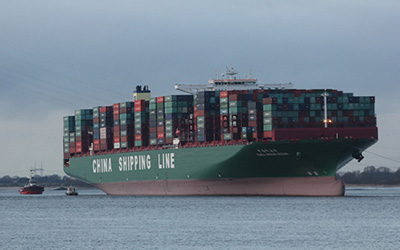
[1,1,399,177]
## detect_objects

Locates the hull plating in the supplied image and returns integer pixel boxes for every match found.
[64,139,376,196]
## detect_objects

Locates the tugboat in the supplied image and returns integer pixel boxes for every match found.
[19,169,44,195]
[65,177,78,195]
[66,186,78,196]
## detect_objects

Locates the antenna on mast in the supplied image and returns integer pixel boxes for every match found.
[32,160,44,176]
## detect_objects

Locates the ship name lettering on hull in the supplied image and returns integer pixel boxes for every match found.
[92,158,113,173]
[256,149,289,157]
[158,153,175,169]
[118,155,151,172]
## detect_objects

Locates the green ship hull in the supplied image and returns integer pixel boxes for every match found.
[64,138,376,196]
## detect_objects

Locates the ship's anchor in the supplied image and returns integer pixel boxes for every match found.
[352,150,364,162]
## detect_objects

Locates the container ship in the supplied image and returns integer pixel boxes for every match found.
[63,68,377,196]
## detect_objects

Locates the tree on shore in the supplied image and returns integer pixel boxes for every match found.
[337,166,400,185]
[0,175,92,187]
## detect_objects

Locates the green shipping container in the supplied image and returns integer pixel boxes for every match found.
[263,124,272,131]
[165,126,173,132]
[223,133,232,140]
[263,104,272,111]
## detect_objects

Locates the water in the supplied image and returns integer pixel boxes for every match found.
[0,187,399,250]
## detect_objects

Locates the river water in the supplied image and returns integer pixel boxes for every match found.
[0,187,398,250]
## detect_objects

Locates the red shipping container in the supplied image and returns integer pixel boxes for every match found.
[220,91,228,98]
[263,131,273,139]
[76,146,82,153]
[100,106,112,113]
[229,94,239,101]
[156,96,164,103]
[113,114,119,121]
[113,109,120,115]
[114,137,121,143]
[93,145,100,151]
[69,142,75,148]
[157,132,165,138]
[150,127,157,133]
[248,121,257,127]
[197,110,205,116]
[69,148,76,153]
[134,106,143,112]
[121,136,128,142]
[157,127,164,132]
[114,126,120,133]
[263,98,273,105]
[135,135,142,140]
[165,138,173,144]
[113,103,120,110]
[93,117,100,123]
[134,100,145,106]
[75,141,82,147]
[120,107,131,114]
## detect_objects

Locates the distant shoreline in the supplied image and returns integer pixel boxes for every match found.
[1,185,399,191]
[0,186,97,191]
[346,184,400,188]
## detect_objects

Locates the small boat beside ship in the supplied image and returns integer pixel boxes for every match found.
[66,186,78,195]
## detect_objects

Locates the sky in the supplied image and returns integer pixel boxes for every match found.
[1,1,399,177]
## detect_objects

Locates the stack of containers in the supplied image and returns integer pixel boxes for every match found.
[188,109,196,143]
[262,97,273,138]
[259,89,376,139]
[164,95,195,144]
[113,103,121,149]
[149,98,158,146]
[134,100,149,147]
[74,109,93,153]
[246,100,263,141]
[63,116,75,157]
[100,106,113,150]
[65,88,377,156]
[92,107,101,151]
[227,92,244,141]
[119,102,135,149]
[196,91,219,142]
[219,91,230,141]
[155,97,165,145]
[164,95,177,144]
